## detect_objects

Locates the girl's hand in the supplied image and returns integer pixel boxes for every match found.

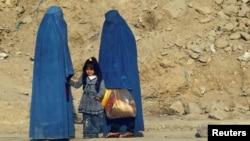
[94,96,101,102]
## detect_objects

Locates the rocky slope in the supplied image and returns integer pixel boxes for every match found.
[1,0,250,134]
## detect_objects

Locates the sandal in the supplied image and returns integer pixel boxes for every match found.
[120,132,134,138]
[102,132,120,138]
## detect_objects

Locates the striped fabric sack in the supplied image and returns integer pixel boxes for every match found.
[104,89,136,119]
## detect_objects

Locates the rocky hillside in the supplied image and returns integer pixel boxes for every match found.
[1,0,250,133]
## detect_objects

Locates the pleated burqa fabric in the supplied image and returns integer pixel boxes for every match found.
[98,10,144,135]
[29,6,75,140]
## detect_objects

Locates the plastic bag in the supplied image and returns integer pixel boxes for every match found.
[101,89,111,107]
[104,89,136,119]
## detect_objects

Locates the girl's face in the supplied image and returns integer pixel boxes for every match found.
[86,67,95,76]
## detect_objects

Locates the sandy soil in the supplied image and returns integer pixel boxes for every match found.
[0,115,210,141]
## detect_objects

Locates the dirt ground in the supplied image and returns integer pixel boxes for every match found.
[1,0,250,140]
[0,115,209,141]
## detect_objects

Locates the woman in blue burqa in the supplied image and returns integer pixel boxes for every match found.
[98,9,144,138]
[29,6,75,140]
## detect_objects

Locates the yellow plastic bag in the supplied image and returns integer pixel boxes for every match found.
[104,89,136,119]
[101,89,111,107]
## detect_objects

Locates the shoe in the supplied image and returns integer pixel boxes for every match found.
[102,132,120,138]
[134,131,144,137]
[120,132,134,138]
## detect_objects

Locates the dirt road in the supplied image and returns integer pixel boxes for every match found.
[0,130,206,141]
[0,115,210,141]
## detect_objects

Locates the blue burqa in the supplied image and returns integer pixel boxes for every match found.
[98,10,144,135]
[29,6,75,139]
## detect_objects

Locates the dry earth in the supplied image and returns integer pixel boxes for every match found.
[1,0,250,140]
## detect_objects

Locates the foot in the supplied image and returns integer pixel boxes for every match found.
[102,132,120,138]
[120,132,134,138]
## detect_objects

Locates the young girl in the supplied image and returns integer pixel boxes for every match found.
[70,57,105,138]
